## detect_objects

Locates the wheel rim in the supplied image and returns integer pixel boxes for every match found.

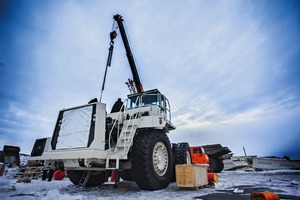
[186,151,191,164]
[152,142,169,176]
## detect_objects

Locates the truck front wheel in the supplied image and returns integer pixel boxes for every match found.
[131,131,173,190]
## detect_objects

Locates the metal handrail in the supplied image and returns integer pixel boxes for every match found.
[121,96,141,156]
[108,101,126,154]
[165,97,172,122]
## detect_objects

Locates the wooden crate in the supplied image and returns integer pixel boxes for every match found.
[176,164,208,188]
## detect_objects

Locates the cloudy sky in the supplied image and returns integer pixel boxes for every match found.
[1,0,300,159]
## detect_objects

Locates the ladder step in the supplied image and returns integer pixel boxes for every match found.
[106,168,117,170]
[119,132,130,137]
[117,140,131,145]
[115,119,138,151]
[121,138,131,141]
[103,181,116,185]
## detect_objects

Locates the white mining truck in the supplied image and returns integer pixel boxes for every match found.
[29,14,183,190]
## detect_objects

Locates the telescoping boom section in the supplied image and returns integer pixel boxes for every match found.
[113,14,144,93]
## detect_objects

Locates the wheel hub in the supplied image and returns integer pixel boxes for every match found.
[153,142,168,176]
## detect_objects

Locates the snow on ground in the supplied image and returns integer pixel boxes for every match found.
[0,169,299,200]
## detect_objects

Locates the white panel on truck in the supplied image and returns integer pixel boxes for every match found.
[56,105,93,149]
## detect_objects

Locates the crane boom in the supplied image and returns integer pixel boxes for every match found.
[113,14,144,93]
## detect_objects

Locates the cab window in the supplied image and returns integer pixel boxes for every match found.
[193,148,200,154]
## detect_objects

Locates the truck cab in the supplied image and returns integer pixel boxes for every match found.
[124,89,175,131]
[190,146,209,166]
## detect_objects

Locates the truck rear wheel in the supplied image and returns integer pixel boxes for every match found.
[171,142,192,181]
[67,170,106,187]
[174,142,192,164]
[208,157,224,173]
[209,157,218,173]
[131,131,173,190]
[216,158,224,173]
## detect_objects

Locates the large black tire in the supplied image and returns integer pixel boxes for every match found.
[171,143,192,182]
[209,157,218,173]
[174,143,192,165]
[171,143,177,165]
[131,131,173,190]
[121,169,134,181]
[216,158,224,173]
[171,143,177,182]
[67,170,106,187]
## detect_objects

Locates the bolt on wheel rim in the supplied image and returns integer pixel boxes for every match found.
[152,142,168,176]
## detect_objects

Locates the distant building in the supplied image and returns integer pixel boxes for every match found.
[0,145,20,167]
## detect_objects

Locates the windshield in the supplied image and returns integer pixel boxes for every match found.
[126,93,165,109]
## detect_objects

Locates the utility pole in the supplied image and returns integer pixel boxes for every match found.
[243,146,247,157]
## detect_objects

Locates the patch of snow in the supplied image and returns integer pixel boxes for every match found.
[42,189,83,200]
[0,169,299,199]
[20,154,30,167]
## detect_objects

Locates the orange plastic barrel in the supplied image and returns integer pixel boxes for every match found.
[207,173,218,183]
[250,192,279,200]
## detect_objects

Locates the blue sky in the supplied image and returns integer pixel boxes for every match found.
[1,0,300,159]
